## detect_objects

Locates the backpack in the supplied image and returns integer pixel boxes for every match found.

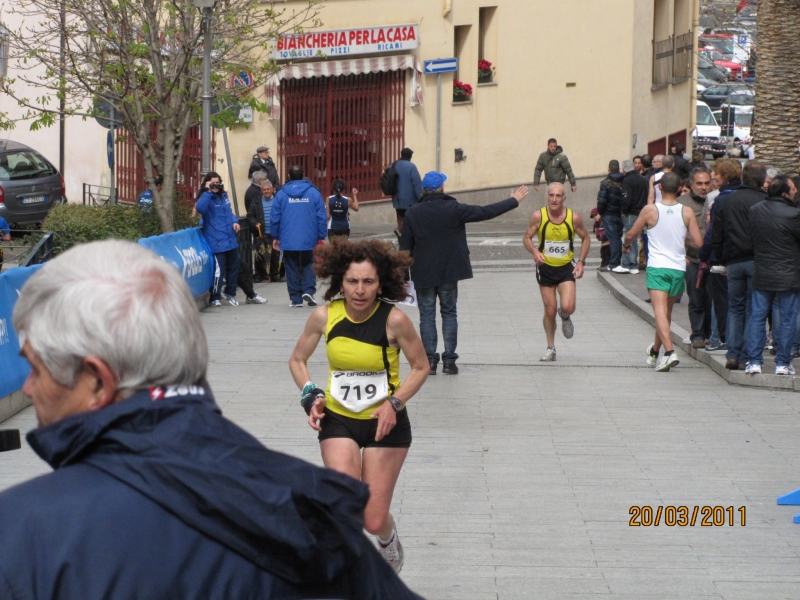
[379,162,399,196]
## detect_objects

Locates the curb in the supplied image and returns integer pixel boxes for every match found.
[597,270,800,393]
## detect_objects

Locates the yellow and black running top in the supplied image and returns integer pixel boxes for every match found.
[537,207,575,267]
[324,299,401,419]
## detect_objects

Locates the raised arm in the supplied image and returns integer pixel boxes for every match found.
[350,188,360,212]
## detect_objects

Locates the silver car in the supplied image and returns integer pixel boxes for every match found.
[0,140,65,228]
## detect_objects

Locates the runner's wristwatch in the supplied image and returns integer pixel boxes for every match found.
[388,396,405,412]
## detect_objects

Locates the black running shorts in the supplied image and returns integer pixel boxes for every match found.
[536,262,576,287]
[318,406,412,449]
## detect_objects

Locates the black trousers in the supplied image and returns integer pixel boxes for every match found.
[709,271,729,343]
[684,262,711,342]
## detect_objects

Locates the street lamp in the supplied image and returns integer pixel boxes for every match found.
[194,0,216,176]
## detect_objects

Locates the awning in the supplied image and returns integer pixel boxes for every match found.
[265,55,423,119]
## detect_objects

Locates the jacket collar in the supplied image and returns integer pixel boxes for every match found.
[766,195,798,208]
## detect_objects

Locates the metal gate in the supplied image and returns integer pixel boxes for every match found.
[116,125,215,205]
[278,70,405,201]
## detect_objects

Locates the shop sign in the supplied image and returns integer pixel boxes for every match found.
[274,24,419,60]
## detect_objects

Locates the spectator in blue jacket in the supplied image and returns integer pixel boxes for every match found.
[392,147,423,237]
[194,172,241,307]
[271,165,327,307]
[0,240,423,600]
[137,176,162,213]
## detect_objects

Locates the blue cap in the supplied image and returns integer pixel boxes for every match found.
[422,171,448,191]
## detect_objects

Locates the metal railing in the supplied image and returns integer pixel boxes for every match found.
[652,36,674,89]
[82,184,119,206]
[0,229,57,271]
[20,231,55,267]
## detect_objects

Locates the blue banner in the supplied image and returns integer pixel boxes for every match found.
[0,265,43,399]
[138,227,214,299]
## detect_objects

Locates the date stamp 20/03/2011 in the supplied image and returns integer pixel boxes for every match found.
[629,506,746,527]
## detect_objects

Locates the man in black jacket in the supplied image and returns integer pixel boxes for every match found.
[0,240,421,600]
[669,141,691,179]
[744,175,800,375]
[711,161,767,370]
[247,145,281,190]
[621,159,648,273]
[597,160,627,273]
[400,172,528,374]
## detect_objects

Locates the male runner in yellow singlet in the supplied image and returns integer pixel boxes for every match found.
[523,183,591,361]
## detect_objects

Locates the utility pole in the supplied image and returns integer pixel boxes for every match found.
[195,0,216,176]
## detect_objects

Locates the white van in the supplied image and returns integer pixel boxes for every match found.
[693,100,726,158]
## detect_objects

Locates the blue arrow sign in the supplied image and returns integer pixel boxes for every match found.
[424,58,457,74]
[107,130,114,169]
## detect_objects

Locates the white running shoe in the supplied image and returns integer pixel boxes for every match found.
[776,365,796,376]
[744,363,761,375]
[302,293,318,307]
[222,293,239,307]
[540,347,557,362]
[646,344,659,366]
[655,352,680,372]
[378,526,404,574]
[611,265,630,274]
[629,268,640,275]
[558,308,574,339]
[290,302,303,308]
[246,294,267,304]
[209,300,221,307]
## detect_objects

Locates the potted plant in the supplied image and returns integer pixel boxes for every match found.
[478,59,494,83]
[453,80,473,102]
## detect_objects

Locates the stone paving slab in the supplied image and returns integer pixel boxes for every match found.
[3,267,800,598]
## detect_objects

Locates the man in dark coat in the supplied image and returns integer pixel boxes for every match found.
[391,147,423,236]
[399,171,528,375]
[669,141,691,179]
[248,145,281,190]
[0,240,422,600]
[710,161,767,370]
[744,175,800,375]
[621,159,648,272]
[596,159,626,273]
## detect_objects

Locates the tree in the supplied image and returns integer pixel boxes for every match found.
[1,0,322,232]
[753,0,800,173]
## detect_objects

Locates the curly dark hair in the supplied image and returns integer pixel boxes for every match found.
[315,239,413,302]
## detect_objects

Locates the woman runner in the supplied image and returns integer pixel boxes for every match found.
[327,179,359,239]
[289,240,429,573]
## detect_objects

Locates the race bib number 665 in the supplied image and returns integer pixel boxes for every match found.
[544,241,570,257]
[330,370,389,413]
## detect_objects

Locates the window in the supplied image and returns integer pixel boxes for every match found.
[0,151,57,181]
[454,25,470,82]
[0,25,8,78]
[696,105,717,127]
[652,0,672,89]
[478,7,496,61]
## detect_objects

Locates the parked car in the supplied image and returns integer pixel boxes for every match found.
[0,141,66,228]
[698,83,752,108]
[698,47,744,80]
[713,105,754,141]
[693,100,727,159]
[698,53,729,83]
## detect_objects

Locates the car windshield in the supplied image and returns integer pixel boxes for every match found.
[0,150,57,181]
[702,49,726,61]
[704,39,734,55]
[714,111,753,126]
[728,93,755,106]
[697,105,718,126]
[705,86,730,96]
[698,55,716,69]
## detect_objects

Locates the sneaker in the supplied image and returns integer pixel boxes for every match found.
[776,365,796,376]
[442,362,458,375]
[646,344,659,366]
[744,363,761,375]
[290,302,304,308]
[611,265,631,274]
[765,333,774,350]
[245,294,267,304]
[655,352,680,372]
[599,266,611,272]
[209,299,221,307]
[706,341,727,352]
[682,337,691,345]
[725,358,739,370]
[540,347,556,362]
[302,293,318,307]
[222,293,239,307]
[558,308,574,339]
[429,360,437,375]
[378,526,404,574]
[629,268,640,275]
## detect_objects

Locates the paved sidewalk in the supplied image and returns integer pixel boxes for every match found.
[4,266,800,598]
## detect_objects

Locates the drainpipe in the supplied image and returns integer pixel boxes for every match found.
[443,0,451,18]
[690,0,699,136]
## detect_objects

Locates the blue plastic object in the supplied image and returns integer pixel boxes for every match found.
[777,488,800,505]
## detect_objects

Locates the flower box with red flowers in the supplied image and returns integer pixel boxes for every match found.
[453,80,473,102]
[478,59,494,83]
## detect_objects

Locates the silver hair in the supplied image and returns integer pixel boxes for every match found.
[622,159,635,172]
[766,168,781,179]
[13,240,208,391]
[251,171,268,185]
[260,179,274,189]
[547,182,566,195]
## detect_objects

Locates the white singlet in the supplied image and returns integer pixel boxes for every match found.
[653,172,664,203]
[647,202,688,272]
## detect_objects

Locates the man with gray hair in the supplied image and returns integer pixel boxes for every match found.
[0,240,422,599]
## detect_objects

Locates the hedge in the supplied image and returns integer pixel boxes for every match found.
[43,203,196,255]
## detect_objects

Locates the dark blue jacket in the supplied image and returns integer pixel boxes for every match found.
[0,388,423,600]
[270,179,327,251]
[195,190,238,253]
[392,159,423,210]
[699,181,741,263]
